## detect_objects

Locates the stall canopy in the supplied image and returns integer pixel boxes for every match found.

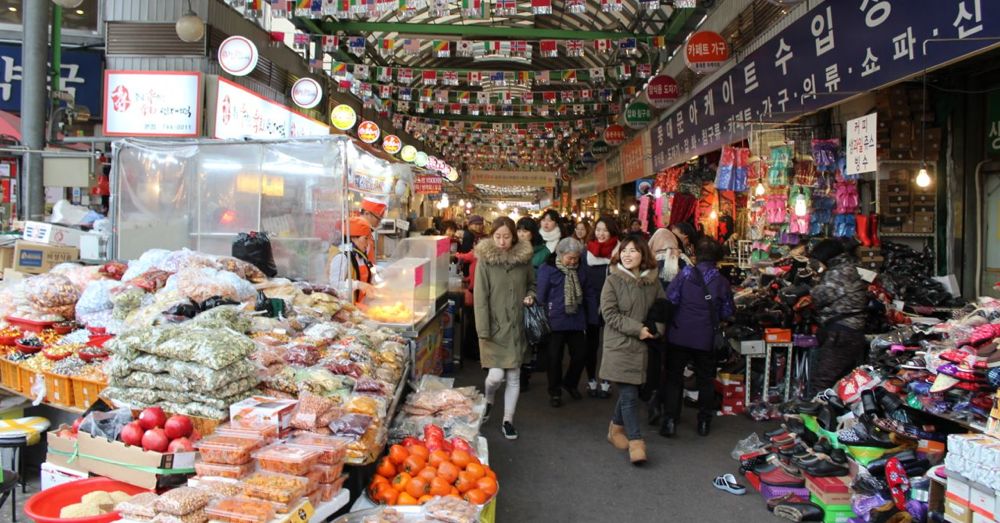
[0,110,21,142]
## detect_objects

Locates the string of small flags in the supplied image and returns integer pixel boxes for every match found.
[233,0,696,21]
[322,60,652,87]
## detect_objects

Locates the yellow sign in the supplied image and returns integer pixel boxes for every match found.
[469,170,555,188]
[401,145,417,162]
[330,104,357,131]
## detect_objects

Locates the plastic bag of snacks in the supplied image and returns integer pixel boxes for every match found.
[115,492,160,519]
[173,268,256,304]
[24,273,80,319]
[154,487,212,516]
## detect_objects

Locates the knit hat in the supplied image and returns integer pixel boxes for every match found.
[348,216,372,237]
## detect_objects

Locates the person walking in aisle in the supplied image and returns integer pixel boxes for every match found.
[807,239,868,397]
[583,217,619,398]
[516,216,548,392]
[517,217,550,269]
[536,238,589,407]
[600,235,664,465]
[456,215,487,362]
[539,209,563,254]
[573,219,591,245]
[644,225,696,425]
[474,217,536,440]
[661,238,735,438]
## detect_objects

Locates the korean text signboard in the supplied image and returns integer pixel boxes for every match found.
[846,113,878,175]
[594,161,608,193]
[0,44,102,112]
[988,91,1000,157]
[622,130,652,183]
[647,75,680,109]
[414,174,443,194]
[470,170,555,188]
[606,151,623,189]
[651,0,1000,173]
[213,78,328,139]
[103,71,201,137]
[685,32,730,74]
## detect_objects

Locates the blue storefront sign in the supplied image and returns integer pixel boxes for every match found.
[651,0,1000,172]
[0,44,103,113]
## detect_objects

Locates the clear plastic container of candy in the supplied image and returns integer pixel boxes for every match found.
[195,434,265,465]
[312,462,344,483]
[320,474,349,502]
[195,460,255,480]
[252,443,322,476]
[286,433,349,465]
[240,470,309,505]
[204,496,275,523]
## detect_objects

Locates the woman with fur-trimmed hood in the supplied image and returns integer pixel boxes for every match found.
[474,217,536,440]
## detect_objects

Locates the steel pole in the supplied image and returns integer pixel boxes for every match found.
[21,0,49,221]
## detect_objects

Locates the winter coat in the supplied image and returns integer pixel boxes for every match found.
[582,250,614,326]
[474,239,536,369]
[531,243,551,269]
[599,264,665,385]
[666,262,735,351]
[536,258,588,333]
[812,253,868,332]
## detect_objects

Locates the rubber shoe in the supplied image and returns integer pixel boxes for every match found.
[501,421,518,440]
[713,474,746,495]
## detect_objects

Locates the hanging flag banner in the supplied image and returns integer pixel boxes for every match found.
[684,31,730,74]
[531,0,552,15]
[646,74,680,108]
[604,124,626,145]
[347,36,366,56]
[565,40,584,57]
[624,102,652,129]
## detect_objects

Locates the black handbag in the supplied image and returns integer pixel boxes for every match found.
[690,266,731,362]
[523,303,551,346]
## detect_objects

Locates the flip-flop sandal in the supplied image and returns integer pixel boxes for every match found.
[713,474,746,495]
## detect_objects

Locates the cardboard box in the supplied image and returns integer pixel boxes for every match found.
[764,328,792,343]
[886,204,911,216]
[0,246,12,272]
[886,193,911,205]
[717,372,745,385]
[969,482,994,520]
[948,474,972,505]
[889,169,912,182]
[48,426,196,489]
[889,149,915,161]
[913,204,936,213]
[734,339,765,356]
[230,396,299,432]
[40,461,88,490]
[946,498,972,523]
[22,221,84,248]
[13,240,79,274]
[805,475,852,506]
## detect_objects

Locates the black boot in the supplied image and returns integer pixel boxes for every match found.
[659,418,676,438]
[697,418,711,437]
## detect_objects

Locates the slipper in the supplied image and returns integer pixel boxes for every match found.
[714,473,747,495]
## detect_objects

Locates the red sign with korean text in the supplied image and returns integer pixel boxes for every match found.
[646,75,680,109]
[684,31,730,74]
[604,124,626,146]
[414,174,443,194]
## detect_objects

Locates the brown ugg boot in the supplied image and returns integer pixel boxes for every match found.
[607,422,628,450]
[628,439,647,465]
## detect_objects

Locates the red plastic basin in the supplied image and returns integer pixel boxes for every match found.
[25,477,149,523]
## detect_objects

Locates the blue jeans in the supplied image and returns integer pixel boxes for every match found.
[612,383,642,440]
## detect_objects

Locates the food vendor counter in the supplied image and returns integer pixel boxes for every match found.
[371,300,452,382]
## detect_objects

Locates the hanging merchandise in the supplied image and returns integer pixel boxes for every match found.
[715,146,750,192]
[669,192,697,225]
[794,159,817,187]
[811,138,841,173]
[809,195,835,236]
[789,186,811,235]
[833,213,857,238]
[834,181,859,215]
[766,194,788,225]
[779,225,800,246]
[767,144,792,186]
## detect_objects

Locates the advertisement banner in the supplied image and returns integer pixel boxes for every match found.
[622,130,652,183]
[414,174,443,194]
[606,151,623,189]
[103,71,201,137]
[846,113,878,175]
[0,44,103,113]
[469,170,555,187]
[212,77,329,139]
[651,0,1000,173]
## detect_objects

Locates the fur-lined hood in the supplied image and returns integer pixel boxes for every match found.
[475,238,534,266]
[608,263,659,286]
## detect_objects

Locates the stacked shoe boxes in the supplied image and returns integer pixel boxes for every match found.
[944,434,1000,523]
[804,475,856,523]
[879,168,936,235]
[716,373,745,415]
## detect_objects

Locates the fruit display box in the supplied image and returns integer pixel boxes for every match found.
[45,425,196,489]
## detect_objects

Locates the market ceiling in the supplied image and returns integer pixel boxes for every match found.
[290,0,711,179]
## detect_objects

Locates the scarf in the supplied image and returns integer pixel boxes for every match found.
[587,238,617,259]
[557,258,583,314]
[540,227,561,253]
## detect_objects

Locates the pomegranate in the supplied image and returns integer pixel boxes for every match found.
[167,437,194,453]
[138,407,167,430]
[164,415,193,440]
[120,421,145,447]
[141,428,169,453]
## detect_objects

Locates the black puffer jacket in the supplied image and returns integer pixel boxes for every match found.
[811,253,867,331]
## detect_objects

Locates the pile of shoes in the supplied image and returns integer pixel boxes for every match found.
[878,241,963,308]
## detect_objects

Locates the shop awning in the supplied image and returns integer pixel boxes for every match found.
[0,110,21,142]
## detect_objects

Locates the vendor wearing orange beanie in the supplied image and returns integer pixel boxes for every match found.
[329,216,379,303]
[360,197,388,262]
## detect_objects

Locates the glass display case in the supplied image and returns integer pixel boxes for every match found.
[111,137,399,283]
[361,257,431,326]
[392,236,450,301]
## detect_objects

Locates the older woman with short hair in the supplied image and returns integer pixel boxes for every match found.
[536,237,589,407]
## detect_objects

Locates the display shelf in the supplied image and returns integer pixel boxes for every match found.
[881,232,935,238]
[0,382,85,414]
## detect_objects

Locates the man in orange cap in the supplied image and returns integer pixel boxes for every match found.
[328,216,379,303]
[359,197,388,262]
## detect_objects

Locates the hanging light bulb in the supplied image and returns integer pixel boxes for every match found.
[653,186,663,199]
[629,204,636,213]
[709,210,718,220]
[498,201,508,211]
[755,182,766,196]
[175,0,205,42]
[466,202,473,209]
[458,199,465,207]
[794,192,808,217]
[915,166,932,188]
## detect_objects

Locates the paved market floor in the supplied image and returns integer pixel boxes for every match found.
[454,365,780,523]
